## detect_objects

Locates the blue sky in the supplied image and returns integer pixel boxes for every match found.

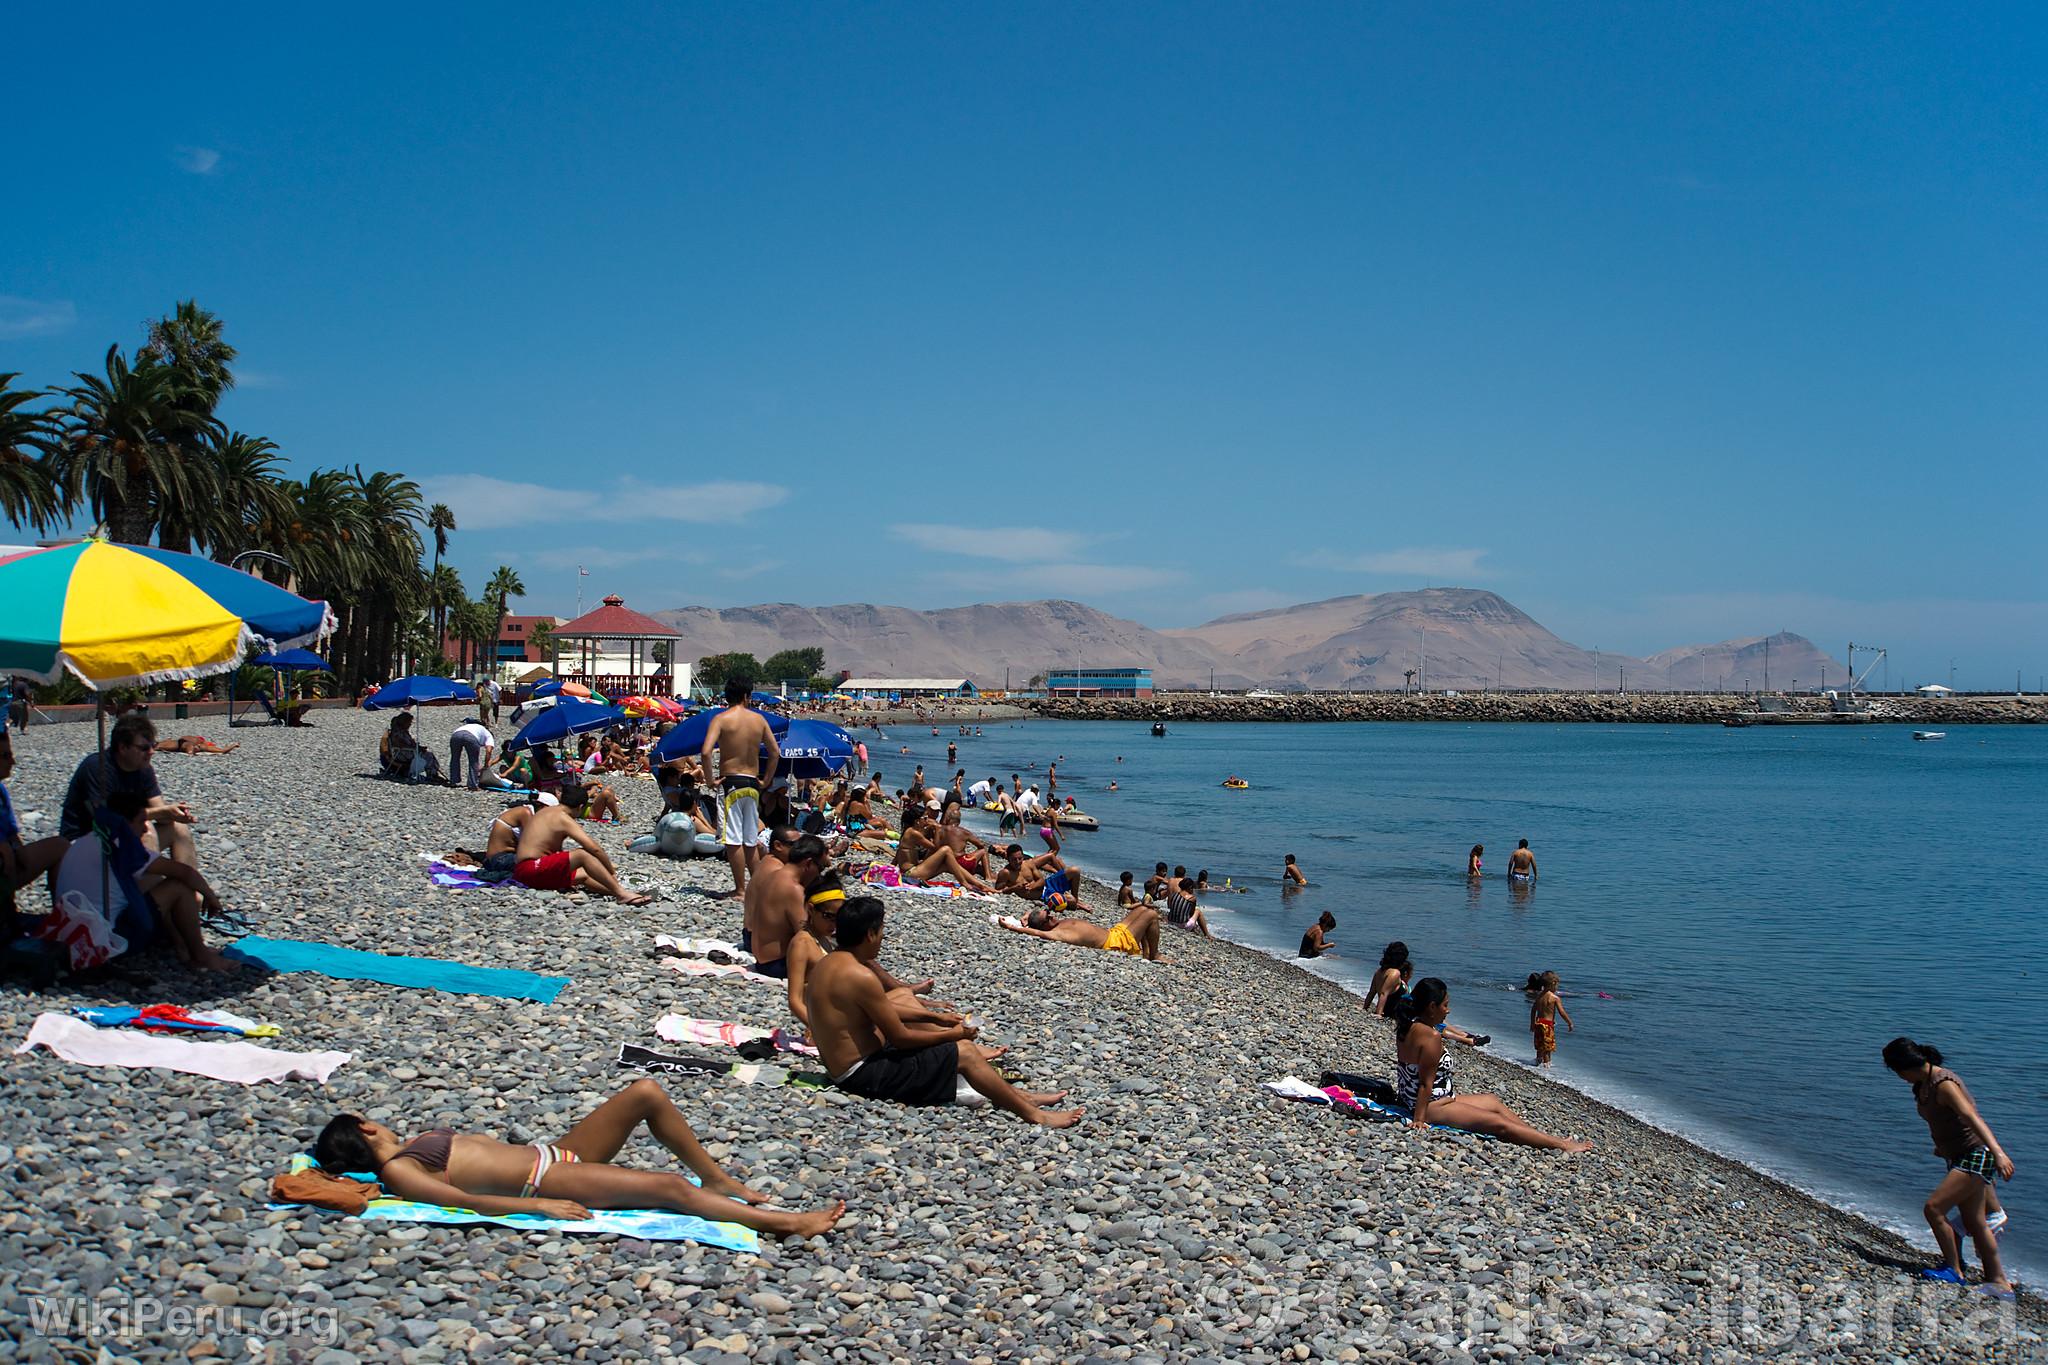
[5,5,2044,687]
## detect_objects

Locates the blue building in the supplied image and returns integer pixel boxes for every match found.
[1046,667,1154,698]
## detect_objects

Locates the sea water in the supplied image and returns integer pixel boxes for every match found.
[879,718,2046,1278]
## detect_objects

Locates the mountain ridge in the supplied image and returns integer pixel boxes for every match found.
[649,589,1841,692]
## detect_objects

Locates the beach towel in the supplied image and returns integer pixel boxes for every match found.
[659,957,782,986]
[269,1155,757,1251]
[15,1012,349,1085]
[1262,1074,1485,1135]
[654,1014,819,1057]
[224,936,569,1003]
[72,1004,280,1037]
[421,855,512,891]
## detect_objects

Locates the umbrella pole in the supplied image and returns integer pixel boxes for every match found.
[96,691,111,932]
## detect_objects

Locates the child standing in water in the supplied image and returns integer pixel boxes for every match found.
[1525,971,1573,1066]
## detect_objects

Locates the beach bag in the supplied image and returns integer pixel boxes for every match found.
[861,864,902,889]
[38,890,128,972]
[407,748,430,782]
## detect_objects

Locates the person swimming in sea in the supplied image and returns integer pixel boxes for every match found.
[1283,853,1306,888]
[1507,839,1537,881]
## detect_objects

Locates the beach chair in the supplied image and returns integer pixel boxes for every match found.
[231,688,285,728]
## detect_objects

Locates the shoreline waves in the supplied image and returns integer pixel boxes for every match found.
[1,709,2038,1361]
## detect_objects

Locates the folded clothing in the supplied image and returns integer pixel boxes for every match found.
[16,1012,349,1085]
[269,1154,757,1250]
[73,1004,280,1037]
[615,1042,798,1088]
[225,936,569,1003]
[271,1168,376,1215]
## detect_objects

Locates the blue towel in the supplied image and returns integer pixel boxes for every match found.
[225,936,569,1003]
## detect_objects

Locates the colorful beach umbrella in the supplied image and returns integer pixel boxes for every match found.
[0,540,334,688]
[778,717,855,779]
[533,678,607,702]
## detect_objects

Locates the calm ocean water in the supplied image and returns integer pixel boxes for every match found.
[887,717,2046,1276]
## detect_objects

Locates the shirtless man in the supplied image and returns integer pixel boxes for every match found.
[933,806,991,877]
[1282,853,1307,887]
[1142,862,1171,902]
[700,677,780,900]
[510,786,652,904]
[1507,838,1538,881]
[741,832,826,979]
[894,809,995,893]
[786,876,956,1030]
[808,897,1081,1127]
[993,843,1080,906]
[998,902,1163,962]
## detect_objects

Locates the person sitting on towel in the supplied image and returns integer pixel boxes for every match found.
[996,900,1163,961]
[993,843,1086,910]
[933,805,993,877]
[740,831,829,978]
[313,1079,845,1238]
[807,897,1081,1127]
[1388,978,1591,1151]
[509,785,651,904]
[787,874,956,1030]
[53,791,236,972]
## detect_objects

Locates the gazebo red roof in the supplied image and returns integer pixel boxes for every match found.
[552,595,680,640]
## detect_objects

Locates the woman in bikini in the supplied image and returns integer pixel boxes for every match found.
[314,1079,844,1238]
[1883,1037,2016,1297]
[1391,979,1591,1151]
[1364,941,1411,1016]
[154,735,240,755]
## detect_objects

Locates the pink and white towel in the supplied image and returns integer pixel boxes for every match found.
[15,1012,351,1085]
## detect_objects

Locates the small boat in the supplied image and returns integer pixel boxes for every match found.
[1151,722,1166,737]
[1053,809,1100,832]
[1913,731,1946,742]
[1221,777,1249,789]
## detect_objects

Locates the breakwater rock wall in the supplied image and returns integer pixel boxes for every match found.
[1027,693,2047,725]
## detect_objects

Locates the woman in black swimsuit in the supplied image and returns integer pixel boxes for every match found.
[1391,980,1590,1150]
[1298,911,1337,958]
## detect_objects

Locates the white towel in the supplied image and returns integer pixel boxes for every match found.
[652,935,756,964]
[15,1012,350,1085]
[659,958,781,986]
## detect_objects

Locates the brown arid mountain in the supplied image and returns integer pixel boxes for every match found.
[651,589,1842,692]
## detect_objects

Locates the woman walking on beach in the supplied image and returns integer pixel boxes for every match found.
[1882,1037,2016,1297]
[1391,979,1592,1151]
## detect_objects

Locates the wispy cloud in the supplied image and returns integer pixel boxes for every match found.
[890,523,1090,562]
[173,146,222,176]
[422,474,789,531]
[1296,547,1490,579]
[233,368,287,390]
[0,296,77,340]
[524,545,705,572]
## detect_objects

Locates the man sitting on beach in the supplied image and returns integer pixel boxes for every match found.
[54,791,236,972]
[509,785,652,904]
[996,901,1163,961]
[699,677,780,900]
[787,874,956,1029]
[808,897,1081,1126]
[741,831,828,978]
[993,843,1085,910]
[59,714,204,874]
[893,808,996,892]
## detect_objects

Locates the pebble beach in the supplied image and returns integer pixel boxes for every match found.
[2,709,2039,1363]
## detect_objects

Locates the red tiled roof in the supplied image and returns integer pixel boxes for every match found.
[553,595,680,639]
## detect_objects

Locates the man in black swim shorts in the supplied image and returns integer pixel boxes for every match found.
[805,898,1083,1127]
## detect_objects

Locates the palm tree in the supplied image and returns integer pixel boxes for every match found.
[427,502,455,572]
[352,468,426,684]
[261,469,369,679]
[427,564,464,650]
[200,432,292,564]
[143,301,237,406]
[0,373,64,533]
[449,597,494,676]
[483,565,526,677]
[140,303,235,554]
[52,345,204,545]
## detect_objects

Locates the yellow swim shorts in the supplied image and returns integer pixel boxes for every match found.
[1102,923,1141,956]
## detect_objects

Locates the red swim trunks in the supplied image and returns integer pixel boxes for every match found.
[514,851,576,891]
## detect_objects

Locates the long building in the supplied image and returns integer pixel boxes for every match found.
[1047,667,1153,698]
[840,677,979,700]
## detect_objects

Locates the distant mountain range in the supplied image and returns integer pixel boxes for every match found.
[651,588,1842,692]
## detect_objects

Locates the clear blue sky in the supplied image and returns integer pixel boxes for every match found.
[6,5,2043,687]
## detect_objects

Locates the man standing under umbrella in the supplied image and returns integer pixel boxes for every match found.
[699,677,780,901]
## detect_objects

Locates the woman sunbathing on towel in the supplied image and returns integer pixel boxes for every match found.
[314,1079,845,1238]
[155,735,239,755]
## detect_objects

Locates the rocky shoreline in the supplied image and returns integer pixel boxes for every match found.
[1029,692,2047,726]
[0,710,2037,1362]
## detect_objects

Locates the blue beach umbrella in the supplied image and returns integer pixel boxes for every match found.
[252,647,329,671]
[777,718,855,780]
[507,699,626,753]
[363,676,477,710]
[652,705,792,764]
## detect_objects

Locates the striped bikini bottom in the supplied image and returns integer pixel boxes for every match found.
[522,1143,581,1196]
